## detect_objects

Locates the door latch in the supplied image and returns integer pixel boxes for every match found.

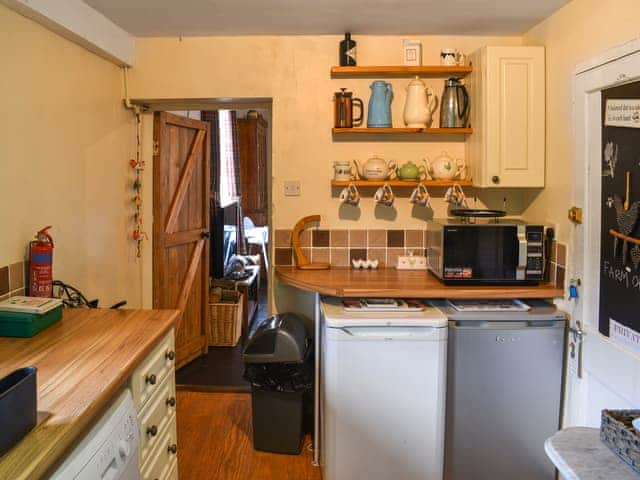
[568,206,583,224]
[568,320,585,379]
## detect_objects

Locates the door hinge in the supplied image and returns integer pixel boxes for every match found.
[568,206,583,224]
[153,140,160,156]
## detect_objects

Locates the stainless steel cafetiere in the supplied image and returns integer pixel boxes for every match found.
[440,78,470,128]
[334,88,363,128]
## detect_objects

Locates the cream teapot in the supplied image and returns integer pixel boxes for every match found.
[403,77,438,128]
[424,151,466,180]
[353,156,397,181]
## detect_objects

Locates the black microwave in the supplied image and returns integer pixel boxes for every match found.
[426,219,545,284]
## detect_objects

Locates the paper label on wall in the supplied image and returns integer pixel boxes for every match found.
[609,318,640,355]
[605,99,640,128]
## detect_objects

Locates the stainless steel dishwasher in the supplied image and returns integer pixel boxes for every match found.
[433,300,566,480]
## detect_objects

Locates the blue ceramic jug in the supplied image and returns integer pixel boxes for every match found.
[367,81,393,127]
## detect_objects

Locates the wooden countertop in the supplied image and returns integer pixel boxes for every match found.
[0,308,180,480]
[276,267,564,298]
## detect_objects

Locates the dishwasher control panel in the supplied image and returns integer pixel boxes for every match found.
[50,389,141,480]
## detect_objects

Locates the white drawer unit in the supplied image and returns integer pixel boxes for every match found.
[141,419,178,480]
[131,330,176,411]
[166,458,178,480]
[130,328,179,480]
[139,373,177,463]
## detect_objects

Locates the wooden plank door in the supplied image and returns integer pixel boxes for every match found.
[153,112,210,368]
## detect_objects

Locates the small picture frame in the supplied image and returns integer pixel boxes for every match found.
[403,39,422,66]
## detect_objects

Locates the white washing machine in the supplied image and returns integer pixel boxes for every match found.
[320,298,447,480]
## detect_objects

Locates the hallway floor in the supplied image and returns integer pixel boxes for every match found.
[176,391,320,480]
[176,280,269,390]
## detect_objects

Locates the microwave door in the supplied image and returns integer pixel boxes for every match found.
[443,226,519,282]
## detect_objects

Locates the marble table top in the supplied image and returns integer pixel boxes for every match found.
[545,427,639,479]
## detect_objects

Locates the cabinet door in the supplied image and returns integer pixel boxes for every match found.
[238,116,268,226]
[472,46,545,188]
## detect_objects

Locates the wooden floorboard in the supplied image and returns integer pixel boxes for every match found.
[176,391,321,480]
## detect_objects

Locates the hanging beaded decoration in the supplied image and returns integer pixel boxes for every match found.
[130,110,147,257]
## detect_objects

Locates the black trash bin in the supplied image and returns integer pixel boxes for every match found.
[243,313,313,455]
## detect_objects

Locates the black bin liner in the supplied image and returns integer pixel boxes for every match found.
[243,313,314,455]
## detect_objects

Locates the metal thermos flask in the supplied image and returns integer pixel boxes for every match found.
[440,78,470,128]
[334,88,363,128]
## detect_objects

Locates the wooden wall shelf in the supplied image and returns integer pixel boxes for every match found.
[332,127,473,135]
[330,65,473,77]
[331,179,473,188]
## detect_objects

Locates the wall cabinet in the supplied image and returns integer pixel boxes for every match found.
[467,46,546,188]
[238,114,268,226]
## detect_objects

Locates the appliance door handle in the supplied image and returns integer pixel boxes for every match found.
[338,326,439,339]
[453,321,565,329]
[518,231,528,269]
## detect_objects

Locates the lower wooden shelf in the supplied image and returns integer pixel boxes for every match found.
[332,127,473,135]
[331,179,473,187]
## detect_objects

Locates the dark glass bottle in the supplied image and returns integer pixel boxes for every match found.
[339,32,357,66]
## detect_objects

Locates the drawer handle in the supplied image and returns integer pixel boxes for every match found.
[165,350,175,361]
[147,425,158,437]
[166,396,176,407]
[168,443,178,455]
[145,374,157,385]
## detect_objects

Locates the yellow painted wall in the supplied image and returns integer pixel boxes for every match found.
[0,5,141,307]
[522,0,640,244]
[128,34,524,231]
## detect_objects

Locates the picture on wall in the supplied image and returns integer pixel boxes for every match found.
[599,80,640,353]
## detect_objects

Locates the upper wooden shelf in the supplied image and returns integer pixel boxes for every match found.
[331,65,473,78]
[332,127,473,135]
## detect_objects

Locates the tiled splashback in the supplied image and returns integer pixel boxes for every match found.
[274,228,568,288]
[274,229,426,268]
[549,241,567,289]
[0,261,27,301]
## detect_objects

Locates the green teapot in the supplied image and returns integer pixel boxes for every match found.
[397,160,426,181]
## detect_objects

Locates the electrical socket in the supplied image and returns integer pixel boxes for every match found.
[284,180,301,196]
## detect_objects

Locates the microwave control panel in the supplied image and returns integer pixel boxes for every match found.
[525,227,544,278]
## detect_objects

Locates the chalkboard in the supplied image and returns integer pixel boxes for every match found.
[599,81,640,337]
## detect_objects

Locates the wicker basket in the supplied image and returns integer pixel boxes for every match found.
[208,292,244,347]
[601,409,640,473]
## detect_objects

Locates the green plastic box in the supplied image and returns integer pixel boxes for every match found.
[0,305,63,337]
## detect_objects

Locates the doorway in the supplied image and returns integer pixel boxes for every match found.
[147,99,272,391]
[567,41,640,426]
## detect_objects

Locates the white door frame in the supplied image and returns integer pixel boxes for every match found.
[568,38,640,427]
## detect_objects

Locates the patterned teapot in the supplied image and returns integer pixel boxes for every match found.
[424,151,466,180]
[353,156,397,181]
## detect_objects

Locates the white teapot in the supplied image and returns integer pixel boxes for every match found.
[424,151,466,180]
[403,77,438,128]
[353,156,397,181]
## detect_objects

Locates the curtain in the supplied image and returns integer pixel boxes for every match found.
[202,110,246,255]
[218,110,241,206]
[201,110,221,207]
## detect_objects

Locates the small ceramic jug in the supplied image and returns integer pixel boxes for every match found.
[333,160,353,181]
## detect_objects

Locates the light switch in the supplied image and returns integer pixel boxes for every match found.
[284,180,301,196]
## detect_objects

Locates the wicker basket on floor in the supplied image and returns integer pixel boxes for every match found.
[208,292,244,347]
[601,409,640,473]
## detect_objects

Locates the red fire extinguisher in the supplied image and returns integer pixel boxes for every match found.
[29,226,54,298]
